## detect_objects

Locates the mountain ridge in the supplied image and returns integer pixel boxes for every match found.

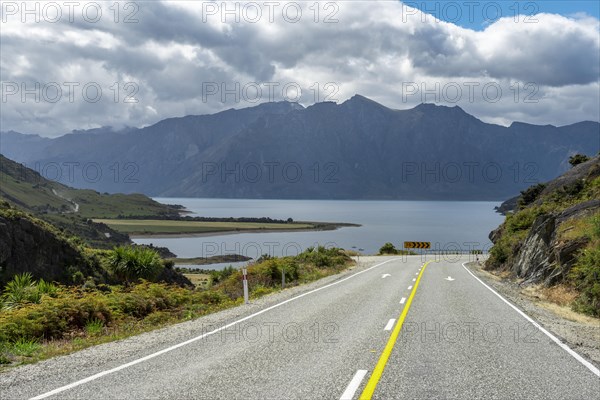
[1,96,598,200]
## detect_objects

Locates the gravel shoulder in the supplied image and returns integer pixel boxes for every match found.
[465,261,600,369]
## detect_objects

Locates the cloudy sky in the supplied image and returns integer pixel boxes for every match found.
[1,0,599,137]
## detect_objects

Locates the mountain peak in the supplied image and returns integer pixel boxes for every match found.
[345,94,377,104]
[256,101,304,113]
[414,103,466,114]
[342,94,390,110]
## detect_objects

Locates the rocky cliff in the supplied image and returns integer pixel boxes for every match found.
[486,155,600,315]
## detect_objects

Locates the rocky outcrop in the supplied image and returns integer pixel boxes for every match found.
[494,195,519,215]
[0,210,101,286]
[504,199,598,286]
[513,213,555,282]
[488,155,600,288]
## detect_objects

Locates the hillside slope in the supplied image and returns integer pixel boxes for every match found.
[2,96,598,200]
[0,201,105,286]
[0,155,180,248]
[486,155,600,316]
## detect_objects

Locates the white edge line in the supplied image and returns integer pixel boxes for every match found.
[400,297,407,304]
[461,262,600,378]
[384,318,396,331]
[340,369,368,400]
[30,258,400,400]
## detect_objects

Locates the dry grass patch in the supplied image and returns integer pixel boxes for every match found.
[183,273,210,288]
[520,284,600,324]
[522,284,577,306]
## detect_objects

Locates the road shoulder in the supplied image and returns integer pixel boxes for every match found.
[464,262,600,368]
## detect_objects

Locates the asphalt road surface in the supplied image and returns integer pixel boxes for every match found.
[1,256,599,399]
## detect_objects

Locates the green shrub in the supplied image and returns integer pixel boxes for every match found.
[251,285,275,298]
[518,183,546,209]
[570,246,600,317]
[85,318,104,336]
[487,228,527,269]
[37,279,58,296]
[108,292,154,318]
[71,271,85,285]
[108,246,164,284]
[505,207,543,233]
[561,180,585,197]
[0,293,112,342]
[10,338,42,357]
[209,266,237,285]
[2,273,42,310]
[489,240,509,264]
[379,242,397,255]
[569,154,590,167]
[296,247,349,268]
[143,311,173,326]
[591,214,600,239]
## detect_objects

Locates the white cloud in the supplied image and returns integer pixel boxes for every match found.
[0,0,598,136]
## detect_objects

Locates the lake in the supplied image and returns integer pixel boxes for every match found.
[132,199,504,266]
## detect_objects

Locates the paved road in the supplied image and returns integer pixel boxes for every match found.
[1,256,598,399]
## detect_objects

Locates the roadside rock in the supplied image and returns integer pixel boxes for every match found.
[510,200,599,287]
[514,214,555,283]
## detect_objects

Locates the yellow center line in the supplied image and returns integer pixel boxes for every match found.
[359,260,434,400]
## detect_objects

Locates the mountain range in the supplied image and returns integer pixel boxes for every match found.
[1,95,598,200]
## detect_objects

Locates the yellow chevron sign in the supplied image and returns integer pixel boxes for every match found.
[404,241,431,249]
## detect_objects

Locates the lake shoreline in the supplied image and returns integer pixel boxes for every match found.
[133,199,503,257]
[129,222,360,239]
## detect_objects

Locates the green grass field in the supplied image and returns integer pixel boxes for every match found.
[94,219,314,235]
[65,190,179,219]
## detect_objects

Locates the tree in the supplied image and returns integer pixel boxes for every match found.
[379,242,398,255]
[518,183,546,209]
[569,154,590,167]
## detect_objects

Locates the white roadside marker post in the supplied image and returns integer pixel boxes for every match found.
[242,268,249,304]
